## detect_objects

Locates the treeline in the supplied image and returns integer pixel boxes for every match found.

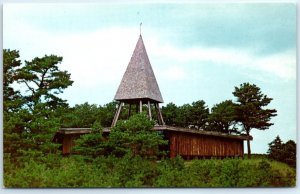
[162,100,235,133]
[268,136,296,168]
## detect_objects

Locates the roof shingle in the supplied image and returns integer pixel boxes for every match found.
[114,35,163,103]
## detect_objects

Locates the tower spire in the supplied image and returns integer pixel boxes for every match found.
[112,34,165,127]
[140,22,142,35]
[114,35,163,103]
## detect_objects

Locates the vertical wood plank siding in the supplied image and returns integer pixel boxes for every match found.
[169,131,244,158]
[62,134,80,154]
[62,135,72,154]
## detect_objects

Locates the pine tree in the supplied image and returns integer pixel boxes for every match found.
[208,100,238,134]
[3,51,74,156]
[233,83,277,158]
[268,136,283,160]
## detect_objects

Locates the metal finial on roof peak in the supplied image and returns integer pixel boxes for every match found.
[140,22,142,35]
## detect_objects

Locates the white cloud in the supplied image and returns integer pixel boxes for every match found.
[255,50,296,80]
[146,41,296,81]
[161,66,187,81]
[4,15,295,98]
[4,19,140,89]
[52,28,138,87]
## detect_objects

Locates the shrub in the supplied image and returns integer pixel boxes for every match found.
[154,156,186,187]
[108,113,168,158]
[268,136,296,168]
[4,155,296,187]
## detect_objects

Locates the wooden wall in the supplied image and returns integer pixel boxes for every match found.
[169,131,244,158]
[54,130,110,155]
[54,128,245,158]
[62,134,80,154]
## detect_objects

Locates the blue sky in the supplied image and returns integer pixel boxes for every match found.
[3,2,296,153]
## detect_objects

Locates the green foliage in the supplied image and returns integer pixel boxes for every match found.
[3,49,24,112]
[3,110,29,156]
[72,113,168,160]
[283,140,296,167]
[268,136,296,168]
[22,104,61,153]
[162,82,278,142]
[180,159,218,187]
[189,100,209,128]
[154,156,186,187]
[175,103,192,127]
[3,50,73,158]
[114,113,155,132]
[59,101,118,128]
[108,113,168,158]
[16,55,73,110]
[73,123,105,159]
[162,100,209,129]
[217,159,241,187]
[3,49,27,158]
[233,83,277,157]
[4,152,295,188]
[208,100,239,134]
[268,136,284,159]
[161,102,178,126]
[110,153,157,187]
[60,102,102,128]
[4,153,155,188]
[100,101,118,127]
[233,83,277,133]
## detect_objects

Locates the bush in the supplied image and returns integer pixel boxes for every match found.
[108,113,168,158]
[4,155,296,188]
[73,122,105,160]
[154,156,186,187]
[268,136,296,168]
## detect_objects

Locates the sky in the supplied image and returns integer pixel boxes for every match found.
[3,2,296,154]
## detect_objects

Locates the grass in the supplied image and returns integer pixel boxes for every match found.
[4,154,296,188]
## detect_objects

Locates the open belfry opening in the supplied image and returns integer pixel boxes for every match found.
[112,34,165,127]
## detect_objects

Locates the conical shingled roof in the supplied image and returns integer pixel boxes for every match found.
[114,35,163,103]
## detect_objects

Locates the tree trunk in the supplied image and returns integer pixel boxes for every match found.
[247,139,251,159]
[246,130,251,159]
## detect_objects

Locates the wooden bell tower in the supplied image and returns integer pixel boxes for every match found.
[111,35,165,127]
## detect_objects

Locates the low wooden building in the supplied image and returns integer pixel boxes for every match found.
[52,128,110,154]
[52,128,91,154]
[53,126,252,157]
[154,126,252,159]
